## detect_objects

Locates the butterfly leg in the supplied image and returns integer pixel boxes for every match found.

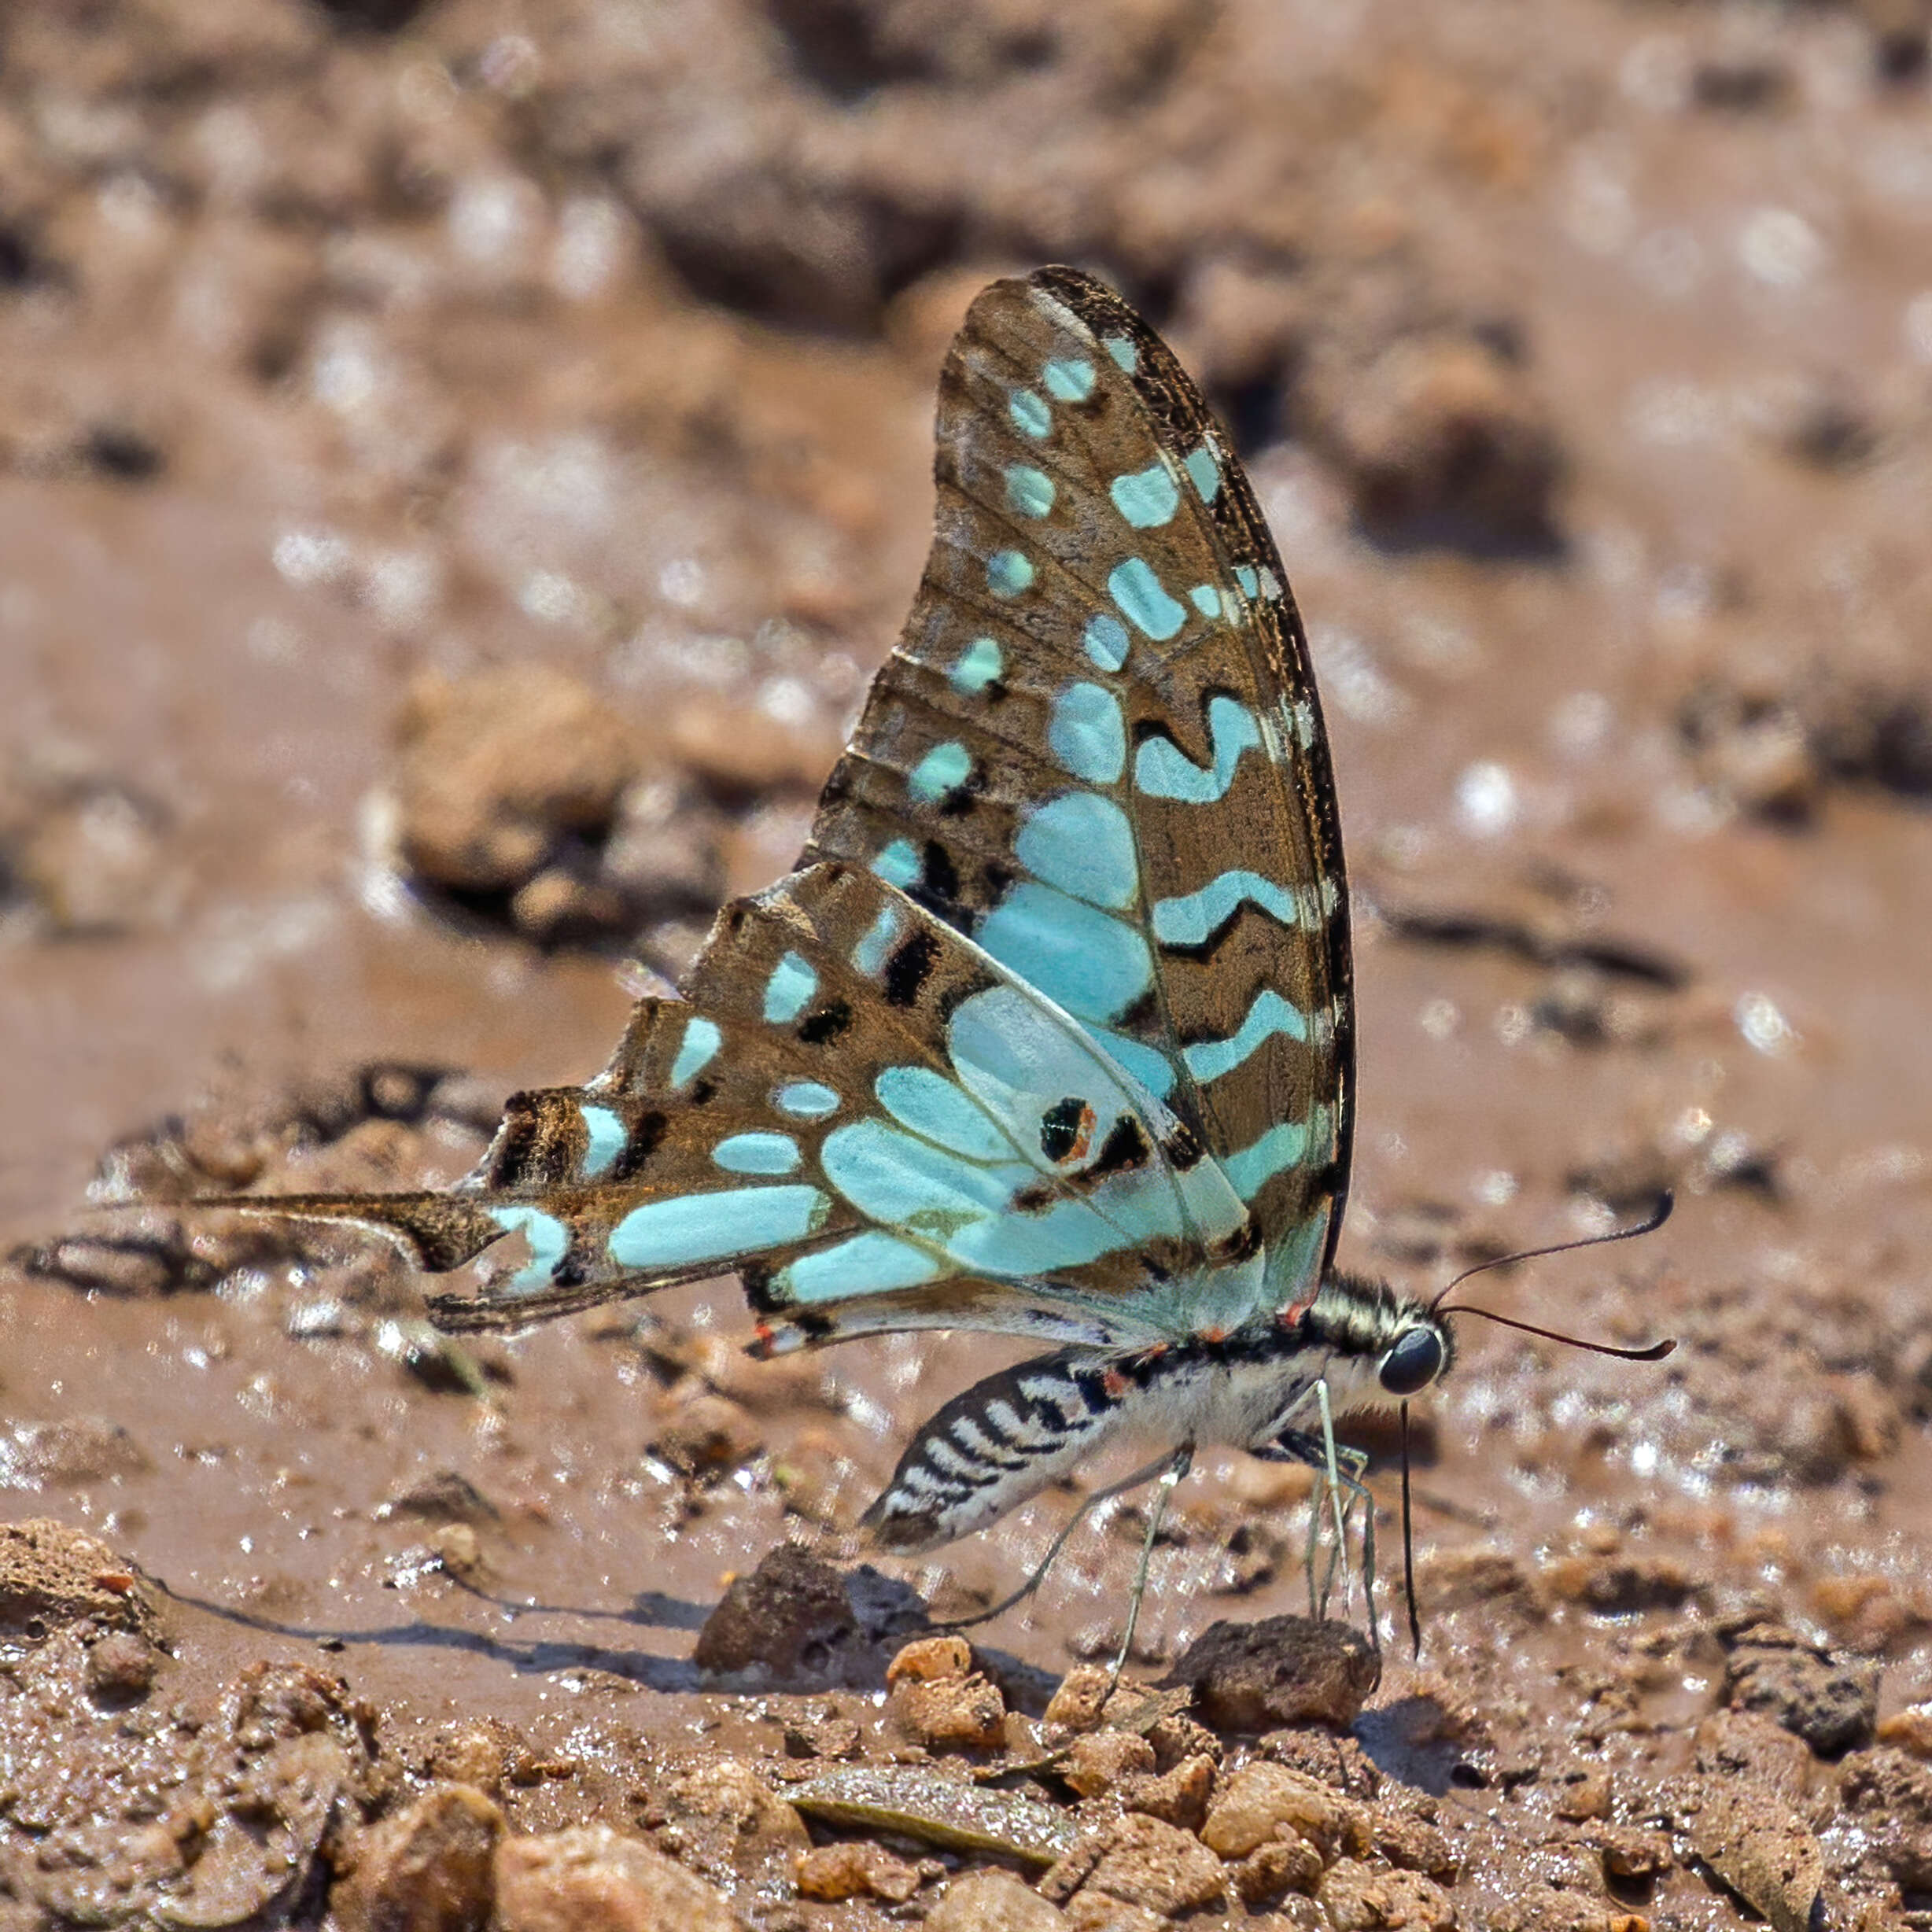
[1110,1443,1194,1689]
[1255,1416,1379,1649]
[935,1449,1187,1635]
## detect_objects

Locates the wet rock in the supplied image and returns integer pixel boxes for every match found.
[1143,1707,1222,1774]
[85,1628,160,1702]
[1201,1760,1359,1862]
[1230,1834,1324,1904]
[381,1470,500,1525]
[692,1543,857,1679]
[1161,1614,1379,1733]
[1839,1746,1932,1890]
[1539,1551,1694,1614]
[1118,1753,1215,1833]
[494,1825,738,1932]
[1317,1856,1457,1930]
[1300,327,1564,552]
[0,772,179,935]
[793,1838,920,1902]
[884,1635,1008,1751]
[1062,1728,1159,1796]
[649,1757,811,1881]
[1414,1546,1539,1617]
[924,1867,1068,1930]
[649,1391,762,1477]
[1,1417,150,1484]
[1683,1778,1824,1932]
[1876,1703,1932,1759]
[1259,1727,1384,1801]
[393,666,637,894]
[334,1784,503,1932]
[1593,1824,1672,1882]
[0,1517,157,1639]
[1049,1813,1227,1919]
[1717,1617,1878,1757]
[423,1718,551,1797]
[1044,1664,1113,1738]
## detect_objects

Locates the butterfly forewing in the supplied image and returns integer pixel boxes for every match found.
[425,861,1253,1350]
[806,267,1355,1311]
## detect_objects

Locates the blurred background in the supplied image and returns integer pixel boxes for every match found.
[2,0,1932,1919]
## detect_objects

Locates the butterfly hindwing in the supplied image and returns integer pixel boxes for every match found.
[806,267,1355,1309]
[420,862,1255,1347]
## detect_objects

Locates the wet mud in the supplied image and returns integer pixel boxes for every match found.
[5,0,1932,1925]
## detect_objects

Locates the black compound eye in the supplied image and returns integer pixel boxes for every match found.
[1380,1325,1444,1397]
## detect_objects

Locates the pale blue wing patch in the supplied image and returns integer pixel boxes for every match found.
[610,1185,829,1270]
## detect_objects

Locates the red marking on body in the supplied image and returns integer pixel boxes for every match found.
[1102,1366,1131,1399]
[1275,1296,1316,1329]
[1196,1325,1227,1344]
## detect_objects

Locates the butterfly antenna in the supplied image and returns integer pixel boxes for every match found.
[1400,1403,1422,1658]
[1429,1189,1676,1360]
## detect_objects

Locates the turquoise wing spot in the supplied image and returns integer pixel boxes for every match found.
[776,1079,841,1119]
[1004,465,1056,518]
[765,951,819,1024]
[778,1232,942,1303]
[972,888,1152,1023]
[1259,565,1283,599]
[1221,1119,1312,1202]
[987,549,1034,598]
[580,1104,627,1179]
[713,1131,803,1175]
[909,740,972,802]
[949,636,1003,694]
[821,1118,1032,1234]
[1048,682,1126,784]
[1233,564,1259,599]
[1181,989,1309,1085]
[1184,446,1221,500]
[876,1065,1013,1161]
[1189,585,1222,620]
[1134,697,1262,803]
[1015,791,1138,910]
[1110,463,1180,529]
[1151,871,1300,947]
[1109,558,1186,640]
[671,1016,721,1090]
[1042,358,1096,402]
[487,1205,570,1290]
[853,902,903,977]
[1089,1026,1178,1101]
[609,1185,828,1269]
[1103,335,1137,374]
[1082,614,1130,672]
[1009,390,1051,438]
[873,839,920,888]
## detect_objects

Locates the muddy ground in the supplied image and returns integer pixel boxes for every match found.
[4,0,1932,1926]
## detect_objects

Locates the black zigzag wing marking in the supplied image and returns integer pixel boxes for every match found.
[414,861,1244,1343]
[804,266,1355,1276]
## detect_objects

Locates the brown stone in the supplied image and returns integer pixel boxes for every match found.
[692,1543,857,1679]
[793,1839,920,1903]
[1163,1615,1378,1733]
[1119,1753,1215,1832]
[1717,1617,1878,1756]
[1231,1835,1324,1904]
[1318,1856,1458,1930]
[651,1392,762,1477]
[494,1826,737,1932]
[884,1635,1007,1750]
[1060,1729,1157,1797]
[651,1757,811,1882]
[924,1867,1068,1930]
[1044,1665,1112,1737]
[0,1519,158,1640]
[1200,1760,1361,1863]
[334,1785,503,1932]
[1077,1813,1227,1917]
[85,1628,160,1702]
[1685,1777,1824,1932]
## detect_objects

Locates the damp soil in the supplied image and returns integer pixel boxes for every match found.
[5,1,1932,1926]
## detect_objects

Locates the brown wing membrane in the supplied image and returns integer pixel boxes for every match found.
[806,266,1355,1275]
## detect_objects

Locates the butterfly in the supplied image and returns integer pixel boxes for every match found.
[217,267,1670,1659]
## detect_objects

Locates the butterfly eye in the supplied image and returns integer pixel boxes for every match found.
[1379,1326,1444,1397]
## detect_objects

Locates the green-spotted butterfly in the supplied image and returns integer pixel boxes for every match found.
[214,268,1672,1657]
